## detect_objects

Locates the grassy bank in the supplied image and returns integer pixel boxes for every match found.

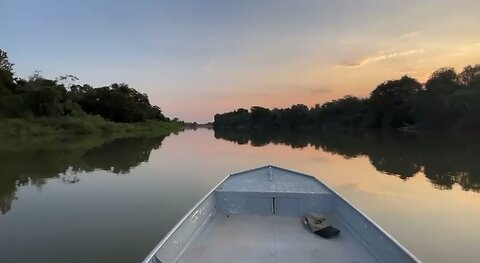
[0,115,184,137]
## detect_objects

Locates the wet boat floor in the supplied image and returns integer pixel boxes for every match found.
[177,214,379,263]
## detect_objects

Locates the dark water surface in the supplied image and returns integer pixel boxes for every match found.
[1,129,479,262]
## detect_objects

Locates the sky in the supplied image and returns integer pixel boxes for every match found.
[2,0,480,122]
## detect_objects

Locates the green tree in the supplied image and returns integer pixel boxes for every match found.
[73,83,166,122]
[0,49,13,72]
[0,49,15,95]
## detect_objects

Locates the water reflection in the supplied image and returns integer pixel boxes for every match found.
[214,129,480,192]
[0,135,168,214]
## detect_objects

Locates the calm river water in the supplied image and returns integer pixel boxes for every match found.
[1,129,479,262]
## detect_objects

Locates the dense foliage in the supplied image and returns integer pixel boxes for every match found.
[0,49,167,123]
[214,65,480,131]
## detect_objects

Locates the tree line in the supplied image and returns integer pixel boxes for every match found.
[0,49,168,123]
[214,64,480,131]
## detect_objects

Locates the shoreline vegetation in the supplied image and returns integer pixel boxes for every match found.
[0,116,183,137]
[214,64,480,132]
[0,49,184,137]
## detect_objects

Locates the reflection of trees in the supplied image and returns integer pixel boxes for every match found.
[82,137,166,174]
[215,128,480,192]
[0,135,167,214]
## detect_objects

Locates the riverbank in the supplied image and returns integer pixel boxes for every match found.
[0,115,184,137]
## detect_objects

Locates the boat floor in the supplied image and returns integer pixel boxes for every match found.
[177,214,379,263]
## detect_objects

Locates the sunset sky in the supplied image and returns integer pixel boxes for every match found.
[3,0,480,122]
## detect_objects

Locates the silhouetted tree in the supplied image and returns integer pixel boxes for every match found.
[369,76,421,128]
[425,68,459,95]
[459,65,480,88]
[214,64,480,131]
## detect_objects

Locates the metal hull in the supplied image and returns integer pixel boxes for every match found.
[143,166,420,263]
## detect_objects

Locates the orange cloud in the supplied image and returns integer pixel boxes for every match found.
[340,49,425,68]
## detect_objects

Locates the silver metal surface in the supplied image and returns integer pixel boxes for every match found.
[142,165,420,263]
[217,167,329,194]
[177,214,378,263]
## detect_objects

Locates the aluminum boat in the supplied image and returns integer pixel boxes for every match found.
[143,165,419,263]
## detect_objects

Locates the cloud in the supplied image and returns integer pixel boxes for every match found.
[397,70,418,76]
[450,42,480,57]
[340,49,425,68]
[395,31,421,40]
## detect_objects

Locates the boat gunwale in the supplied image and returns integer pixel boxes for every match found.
[271,165,421,263]
[142,166,271,263]
[142,165,421,263]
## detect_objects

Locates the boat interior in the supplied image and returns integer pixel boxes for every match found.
[146,166,417,263]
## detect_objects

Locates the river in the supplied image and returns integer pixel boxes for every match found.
[0,129,479,262]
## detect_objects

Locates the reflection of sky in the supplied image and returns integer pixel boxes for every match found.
[4,0,480,122]
[158,129,480,263]
[1,129,480,262]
